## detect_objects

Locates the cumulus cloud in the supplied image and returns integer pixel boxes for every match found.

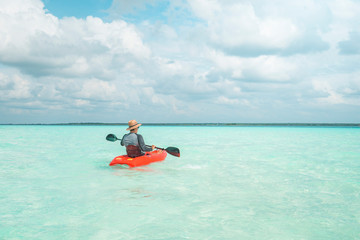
[1,0,360,123]
[187,0,329,56]
[0,0,166,120]
[0,2,151,77]
[201,3,298,51]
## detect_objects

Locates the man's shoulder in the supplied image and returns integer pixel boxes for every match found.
[125,133,142,138]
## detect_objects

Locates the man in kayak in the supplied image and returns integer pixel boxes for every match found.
[121,120,156,157]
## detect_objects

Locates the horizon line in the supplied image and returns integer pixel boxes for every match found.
[1,122,359,127]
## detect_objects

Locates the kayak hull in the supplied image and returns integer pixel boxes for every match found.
[109,150,167,167]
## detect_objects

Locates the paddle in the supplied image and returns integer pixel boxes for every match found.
[106,134,180,157]
[106,133,120,142]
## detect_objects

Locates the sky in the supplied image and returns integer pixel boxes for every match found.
[0,0,360,124]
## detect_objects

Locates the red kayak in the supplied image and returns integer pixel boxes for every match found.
[109,149,167,167]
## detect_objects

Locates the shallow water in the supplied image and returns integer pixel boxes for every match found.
[0,125,359,239]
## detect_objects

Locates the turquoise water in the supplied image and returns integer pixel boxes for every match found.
[0,125,359,239]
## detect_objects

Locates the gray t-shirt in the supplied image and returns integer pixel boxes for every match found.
[120,133,152,153]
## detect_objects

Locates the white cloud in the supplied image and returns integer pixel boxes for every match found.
[312,72,360,105]
[330,0,360,19]
[209,3,299,49]
[0,0,150,78]
[216,96,240,105]
[77,79,117,100]
[187,0,329,56]
[0,73,32,99]
[74,99,90,107]
[320,0,360,52]
[208,50,296,82]
[245,56,296,81]
[1,0,360,123]
[313,80,346,104]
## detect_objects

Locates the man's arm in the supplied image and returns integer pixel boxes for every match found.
[137,134,153,152]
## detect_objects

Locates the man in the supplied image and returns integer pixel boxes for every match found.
[121,120,156,157]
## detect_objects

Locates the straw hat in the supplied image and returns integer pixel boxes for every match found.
[126,120,142,131]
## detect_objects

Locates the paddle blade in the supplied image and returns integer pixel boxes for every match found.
[106,134,118,142]
[165,147,180,157]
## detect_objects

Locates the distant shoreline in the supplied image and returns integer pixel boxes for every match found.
[1,123,359,127]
